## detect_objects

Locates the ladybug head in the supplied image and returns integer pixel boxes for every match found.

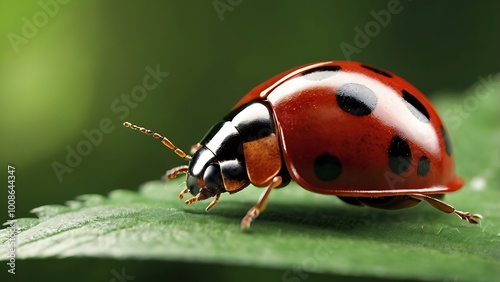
[184,146,225,197]
[123,122,226,210]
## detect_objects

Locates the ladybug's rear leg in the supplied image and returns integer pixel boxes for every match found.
[410,194,482,224]
[241,176,282,230]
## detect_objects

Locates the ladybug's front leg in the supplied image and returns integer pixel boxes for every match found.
[164,165,189,180]
[163,165,191,200]
[241,176,282,230]
[185,188,222,212]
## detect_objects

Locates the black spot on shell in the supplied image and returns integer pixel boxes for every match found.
[336,83,377,116]
[388,136,412,174]
[302,65,341,81]
[361,64,392,78]
[441,126,453,156]
[302,65,341,75]
[314,153,342,181]
[402,90,430,123]
[417,156,430,176]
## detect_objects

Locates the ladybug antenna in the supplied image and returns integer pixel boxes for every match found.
[123,122,192,161]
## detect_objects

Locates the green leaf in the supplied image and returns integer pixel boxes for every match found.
[1,77,500,282]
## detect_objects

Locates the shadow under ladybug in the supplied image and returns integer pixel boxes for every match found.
[181,195,457,230]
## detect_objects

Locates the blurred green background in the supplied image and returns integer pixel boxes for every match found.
[0,0,499,279]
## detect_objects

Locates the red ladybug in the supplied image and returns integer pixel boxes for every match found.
[124,61,481,229]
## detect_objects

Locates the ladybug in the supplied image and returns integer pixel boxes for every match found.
[124,61,481,229]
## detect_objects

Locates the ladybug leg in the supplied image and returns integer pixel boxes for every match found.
[185,193,205,205]
[179,188,189,200]
[205,192,221,212]
[184,187,220,207]
[164,165,189,180]
[410,194,482,224]
[163,165,191,199]
[186,194,200,204]
[240,176,282,230]
[190,143,202,154]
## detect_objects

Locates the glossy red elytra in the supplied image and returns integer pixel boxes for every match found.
[124,61,481,229]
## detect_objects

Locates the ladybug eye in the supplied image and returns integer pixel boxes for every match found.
[186,175,201,196]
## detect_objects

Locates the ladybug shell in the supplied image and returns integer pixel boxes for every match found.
[234,61,463,197]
